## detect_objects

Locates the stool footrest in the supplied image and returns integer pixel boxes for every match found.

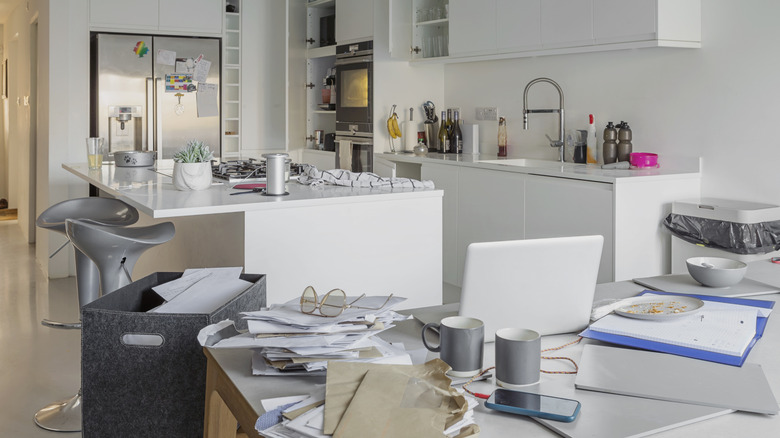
[41,319,81,330]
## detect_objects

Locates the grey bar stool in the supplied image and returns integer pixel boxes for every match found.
[34,197,139,432]
[65,219,175,295]
[36,197,140,312]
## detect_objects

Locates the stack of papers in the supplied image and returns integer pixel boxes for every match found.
[150,267,251,314]
[258,360,480,438]
[205,295,413,375]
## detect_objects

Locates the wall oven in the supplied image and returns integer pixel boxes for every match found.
[335,40,373,172]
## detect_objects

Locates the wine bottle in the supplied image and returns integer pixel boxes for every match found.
[445,109,453,136]
[450,110,463,154]
[438,111,450,153]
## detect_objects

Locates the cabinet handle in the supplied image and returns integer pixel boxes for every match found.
[306,135,316,141]
[306,83,315,89]
[306,38,315,45]
[411,46,421,55]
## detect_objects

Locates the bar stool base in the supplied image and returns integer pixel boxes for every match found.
[34,392,82,432]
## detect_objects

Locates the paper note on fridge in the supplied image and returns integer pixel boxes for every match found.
[193,59,211,82]
[197,82,219,117]
[156,49,176,66]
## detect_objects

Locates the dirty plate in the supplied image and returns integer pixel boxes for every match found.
[615,296,704,320]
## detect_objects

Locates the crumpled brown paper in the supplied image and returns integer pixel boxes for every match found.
[323,359,478,438]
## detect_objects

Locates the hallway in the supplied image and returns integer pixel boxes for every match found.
[0,220,82,437]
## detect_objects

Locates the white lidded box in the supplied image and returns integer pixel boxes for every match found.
[670,198,780,273]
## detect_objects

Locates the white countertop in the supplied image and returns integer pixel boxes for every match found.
[378,152,701,184]
[63,163,442,219]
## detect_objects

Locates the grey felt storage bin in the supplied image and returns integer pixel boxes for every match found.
[81,272,265,438]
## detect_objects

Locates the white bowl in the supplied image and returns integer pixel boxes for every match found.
[686,257,747,288]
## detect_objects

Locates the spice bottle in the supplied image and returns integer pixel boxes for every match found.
[498,117,507,157]
[616,121,633,162]
[602,122,618,164]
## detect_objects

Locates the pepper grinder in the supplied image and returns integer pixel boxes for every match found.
[616,121,633,162]
[602,122,618,164]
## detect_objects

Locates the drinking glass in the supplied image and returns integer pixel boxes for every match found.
[86,137,104,170]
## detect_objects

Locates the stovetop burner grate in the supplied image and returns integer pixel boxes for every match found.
[212,158,305,183]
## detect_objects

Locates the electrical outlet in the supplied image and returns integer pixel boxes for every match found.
[475,108,485,120]
[483,107,498,121]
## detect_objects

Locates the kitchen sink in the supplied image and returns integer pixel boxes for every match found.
[477,158,576,168]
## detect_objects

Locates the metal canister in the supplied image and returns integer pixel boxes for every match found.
[263,153,289,196]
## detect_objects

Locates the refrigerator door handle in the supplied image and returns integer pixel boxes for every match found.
[146,77,154,152]
[155,77,163,156]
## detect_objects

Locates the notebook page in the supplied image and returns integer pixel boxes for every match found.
[588,306,757,356]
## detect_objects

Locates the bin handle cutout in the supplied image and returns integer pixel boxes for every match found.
[121,333,165,347]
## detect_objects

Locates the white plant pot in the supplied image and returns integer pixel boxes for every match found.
[173,162,212,191]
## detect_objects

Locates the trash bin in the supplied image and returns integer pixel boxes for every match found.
[665,198,780,273]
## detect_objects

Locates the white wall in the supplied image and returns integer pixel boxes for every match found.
[442,0,780,206]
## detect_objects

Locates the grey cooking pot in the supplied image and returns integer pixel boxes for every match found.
[113,151,156,167]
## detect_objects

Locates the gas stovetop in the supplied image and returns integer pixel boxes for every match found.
[211,158,305,183]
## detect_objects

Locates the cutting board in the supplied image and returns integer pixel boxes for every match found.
[633,274,779,298]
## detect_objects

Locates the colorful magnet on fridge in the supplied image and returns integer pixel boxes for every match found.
[133,41,149,58]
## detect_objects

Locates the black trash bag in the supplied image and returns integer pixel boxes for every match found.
[663,213,780,255]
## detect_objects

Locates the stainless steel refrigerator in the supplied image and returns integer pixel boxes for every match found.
[90,33,221,160]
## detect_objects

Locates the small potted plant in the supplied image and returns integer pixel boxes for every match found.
[172,140,214,191]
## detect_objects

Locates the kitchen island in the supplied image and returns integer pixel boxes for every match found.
[63,163,443,308]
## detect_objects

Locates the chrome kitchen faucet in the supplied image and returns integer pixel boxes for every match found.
[523,78,565,162]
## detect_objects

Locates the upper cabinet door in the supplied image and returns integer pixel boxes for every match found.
[336,0,375,44]
[593,0,656,44]
[449,0,497,56]
[497,0,541,53]
[389,0,412,60]
[159,0,223,35]
[540,0,593,49]
[90,0,159,31]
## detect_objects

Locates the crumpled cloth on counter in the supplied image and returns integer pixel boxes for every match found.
[297,165,435,189]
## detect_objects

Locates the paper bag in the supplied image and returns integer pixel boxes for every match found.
[324,359,471,437]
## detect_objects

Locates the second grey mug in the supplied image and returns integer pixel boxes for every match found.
[495,327,541,388]
[422,316,484,377]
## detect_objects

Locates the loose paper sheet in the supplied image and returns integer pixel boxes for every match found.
[193,58,211,82]
[197,82,219,117]
[156,49,176,66]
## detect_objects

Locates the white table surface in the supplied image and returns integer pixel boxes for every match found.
[208,278,780,437]
[63,162,442,218]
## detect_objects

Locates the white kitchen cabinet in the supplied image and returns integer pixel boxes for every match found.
[240,0,288,157]
[222,1,241,158]
[389,0,450,61]
[305,1,337,151]
[159,0,223,35]
[525,175,614,283]
[448,0,495,56]
[393,0,699,64]
[496,0,541,53]
[89,0,222,35]
[422,163,460,286]
[593,0,701,46]
[456,167,525,285]
[336,0,374,43]
[540,0,593,49]
[89,0,159,31]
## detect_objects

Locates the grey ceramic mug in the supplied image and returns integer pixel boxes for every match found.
[422,316,484,377]
[495,328,541,388]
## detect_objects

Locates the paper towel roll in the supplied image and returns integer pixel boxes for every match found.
[402,121,418,152]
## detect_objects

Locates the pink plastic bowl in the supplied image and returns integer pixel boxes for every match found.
[629,152,658,168]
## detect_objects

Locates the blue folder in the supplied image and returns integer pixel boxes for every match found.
[580,290,775,366]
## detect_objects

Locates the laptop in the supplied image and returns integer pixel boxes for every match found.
[459,235,603,342]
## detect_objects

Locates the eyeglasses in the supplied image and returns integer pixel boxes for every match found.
[299,286,394,317]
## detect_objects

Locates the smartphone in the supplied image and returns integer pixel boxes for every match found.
[485,389,581,423]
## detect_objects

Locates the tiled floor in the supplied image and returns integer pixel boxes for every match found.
[0,220,82,437]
